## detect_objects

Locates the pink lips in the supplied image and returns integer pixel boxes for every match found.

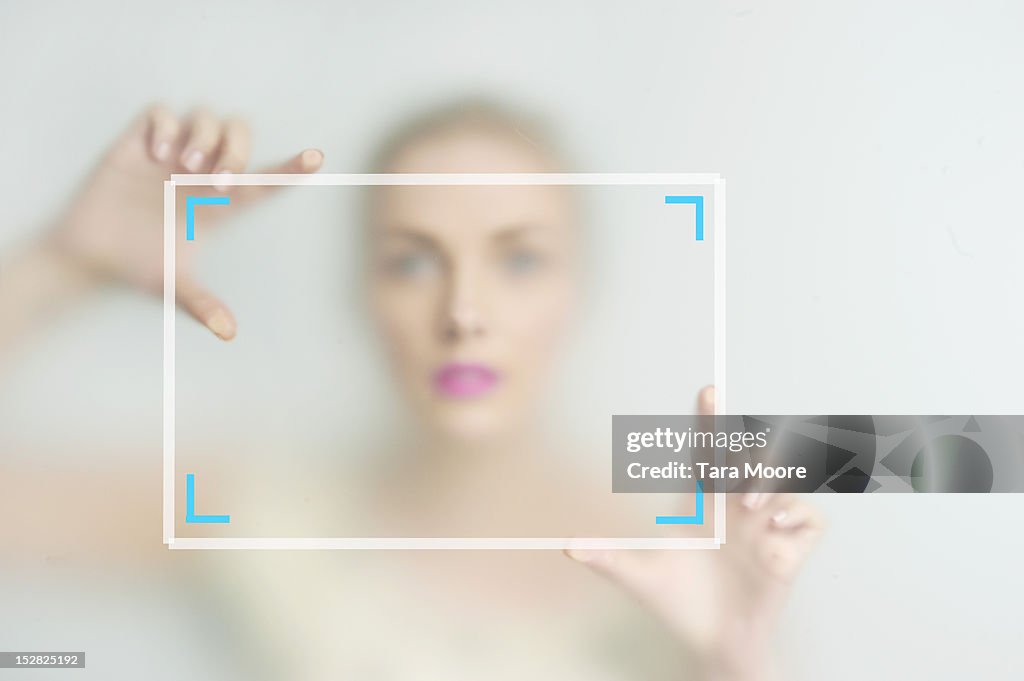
[433,363,500,398]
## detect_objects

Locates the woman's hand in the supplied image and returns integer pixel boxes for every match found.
[48,104,323,340]
[568,386,824,681]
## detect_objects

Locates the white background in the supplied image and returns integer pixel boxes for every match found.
[1,1,1022,679]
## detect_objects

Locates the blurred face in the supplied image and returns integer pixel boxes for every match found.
[367,127,579,443]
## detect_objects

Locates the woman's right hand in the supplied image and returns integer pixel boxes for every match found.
[49,104,323,340]
[569,386,824,681]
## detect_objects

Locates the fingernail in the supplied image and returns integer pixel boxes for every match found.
[207,310,233,340]
[301,149,323,168]
[183,149,204,172]
[772,510,788,525]
[154,141,170,161]
[743,492,761,509]
[566,548,595,563]
[213,170,233,192]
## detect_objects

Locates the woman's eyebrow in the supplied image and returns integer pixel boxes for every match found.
[375,226,439,247]
[492,223,542,241]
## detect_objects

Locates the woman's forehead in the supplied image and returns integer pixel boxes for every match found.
[370,184,576,242]
[366,124,577,244]
[382,124,557,174]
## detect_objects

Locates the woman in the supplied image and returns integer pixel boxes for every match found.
[0,102,824,681]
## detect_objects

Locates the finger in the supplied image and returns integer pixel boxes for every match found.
[146,105,181,164]
[756,534,808,584]
[740,449,792,503]
[211,118,251,190]
[696,384,715,417]
[179,109,223,173]
[756,517,823,584]
[742,491,774,511]
[176,276,236,341]
[769,500,824,533]
[230,148,324,207]
[565,548,659,600]
[264,147,324,174]
[693,385,716,479]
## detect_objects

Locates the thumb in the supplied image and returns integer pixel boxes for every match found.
[697,384,715,417]
[228,148,324,208]
[695,384,717,473]
[177,276,236,341]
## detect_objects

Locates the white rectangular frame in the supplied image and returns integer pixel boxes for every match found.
[163,173,726,550]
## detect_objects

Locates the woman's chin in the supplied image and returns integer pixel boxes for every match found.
[422,402,520,448]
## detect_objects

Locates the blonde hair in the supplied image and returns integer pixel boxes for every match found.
[366,97,567,173]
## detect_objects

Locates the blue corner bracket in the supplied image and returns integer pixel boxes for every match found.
[665,195,705,241]
[185,196,230,241]
[655,480,705,525]
[185,473,231,524]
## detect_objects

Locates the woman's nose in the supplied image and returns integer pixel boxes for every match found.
[442,299,486,342]
[441,267,487,342]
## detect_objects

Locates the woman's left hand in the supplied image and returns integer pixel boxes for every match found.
[567,386,825,681]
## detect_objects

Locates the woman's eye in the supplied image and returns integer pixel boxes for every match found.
[384,252,440,279]
[502,250,543,275]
